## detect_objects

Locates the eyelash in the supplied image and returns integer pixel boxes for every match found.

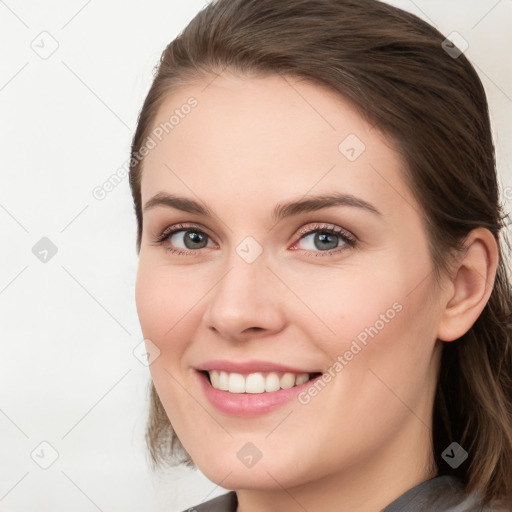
[153,222,357,257]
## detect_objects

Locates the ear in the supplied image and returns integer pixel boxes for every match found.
[437,228,499,342]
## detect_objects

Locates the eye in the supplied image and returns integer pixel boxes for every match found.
[153,222,356,257]
[291,223,356,256]
[154,223,216,255]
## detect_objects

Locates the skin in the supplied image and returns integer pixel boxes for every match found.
[135,72,498,512]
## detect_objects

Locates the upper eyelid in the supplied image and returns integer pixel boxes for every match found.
[158,222,215,242]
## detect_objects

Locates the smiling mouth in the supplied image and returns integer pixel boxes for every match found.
[202,370,322,394]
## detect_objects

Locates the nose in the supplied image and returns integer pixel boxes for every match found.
[201,251,287,342]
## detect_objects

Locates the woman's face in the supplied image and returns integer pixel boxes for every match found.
[136,73,445,490]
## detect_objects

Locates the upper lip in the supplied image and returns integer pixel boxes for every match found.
[198,359,319,374]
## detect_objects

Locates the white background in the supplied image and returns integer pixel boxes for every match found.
[1,1,511,511]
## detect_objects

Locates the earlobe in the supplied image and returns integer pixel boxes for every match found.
[436,228,499,342]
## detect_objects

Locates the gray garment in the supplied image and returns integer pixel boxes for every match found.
[185,475,503,511]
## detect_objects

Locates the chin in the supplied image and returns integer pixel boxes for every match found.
[198,461,291,490]
[186,441,317,491]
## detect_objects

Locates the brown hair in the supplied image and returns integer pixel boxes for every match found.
[129,0,512,506]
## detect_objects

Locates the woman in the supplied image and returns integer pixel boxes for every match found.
[129,0,512,510]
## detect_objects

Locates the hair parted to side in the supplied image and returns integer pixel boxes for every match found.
[129,0,512,506]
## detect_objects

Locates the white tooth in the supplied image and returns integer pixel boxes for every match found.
[280,372,295,389]
[209,370,220,388]
[265,372,281,392]
[212,371,310,393]
[218,371,229,391]
[245,373,265,394]
[228,372,245,393]
[295,373,309,386]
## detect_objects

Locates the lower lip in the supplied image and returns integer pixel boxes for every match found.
[197,371,322,416]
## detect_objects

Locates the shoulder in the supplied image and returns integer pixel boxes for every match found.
[381,475,506,512]
[181,491,237,512]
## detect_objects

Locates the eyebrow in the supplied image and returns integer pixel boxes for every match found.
[142,191,382,221]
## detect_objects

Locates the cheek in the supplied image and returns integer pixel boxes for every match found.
[135,257,200,364]
[308,237,436,352]
[135,258,203,424]
[135,266,166,341]
[290,248,439,388]
[283,261,408,350]
[325,264,439,414]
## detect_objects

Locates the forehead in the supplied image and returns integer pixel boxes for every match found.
[140,73,418,221]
